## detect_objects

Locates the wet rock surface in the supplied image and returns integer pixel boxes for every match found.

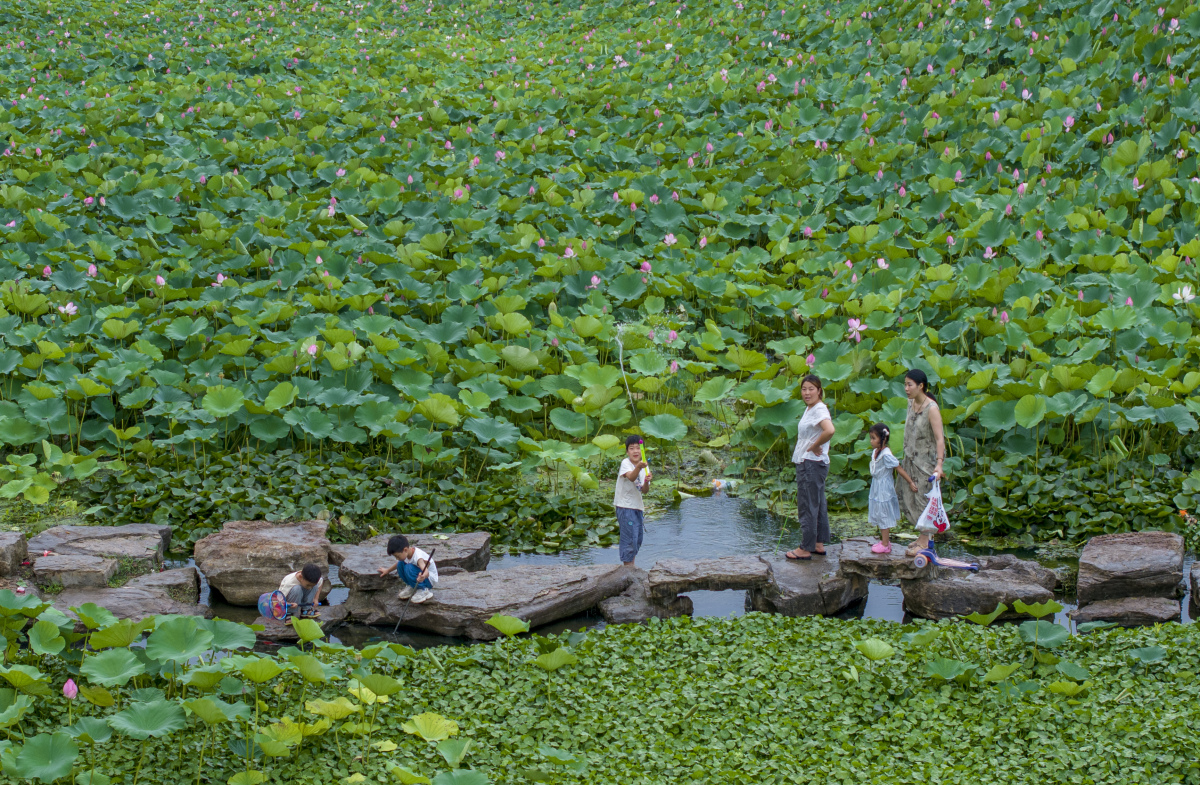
[328,532,490,592]
[0,532,28,576]
[1076,531,1185,604]
[1069,596,1182,626]
[598,569,693,624]
[901,555,1056,620]
[53,567,211,623]
[749,546,868,617]
[27,524,170,568]
[359,564,631,640]
[193,520,331,605]
[646,556,771,603]
[33,554,117,589]
[838,537,932,582]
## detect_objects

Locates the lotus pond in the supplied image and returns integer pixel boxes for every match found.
[2,591,1200,785]
[4,0,1200,556]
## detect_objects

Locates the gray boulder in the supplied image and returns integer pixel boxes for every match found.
[252,604,351,642]
[193,520,331,605]
[748,545,868,617]
[1076,531,1185,604]
[33,554,117,589]
[901,555,1056,620]
[357,564,631,640]
[0,532,27,576]
[27,524,170,568]
[53,567,210,624]
[646,556,771,603]
[328,532,490,592]
[838,537,931,582]
[598,570,693,624]
[1069,596,1181,627]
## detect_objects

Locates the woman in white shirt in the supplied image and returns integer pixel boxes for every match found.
[785,375,836,561]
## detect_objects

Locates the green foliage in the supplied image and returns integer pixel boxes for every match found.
[0,0,1197,550]
[78,449,615,553]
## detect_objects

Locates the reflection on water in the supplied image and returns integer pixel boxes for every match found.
[187,494,1194,647]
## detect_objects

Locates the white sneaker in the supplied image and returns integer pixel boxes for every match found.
[397,584,416,600]
[411,588,433,604]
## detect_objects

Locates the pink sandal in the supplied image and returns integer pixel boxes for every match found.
[870,542,892,554]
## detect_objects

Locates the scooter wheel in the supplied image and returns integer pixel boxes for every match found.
[913,554,929,569]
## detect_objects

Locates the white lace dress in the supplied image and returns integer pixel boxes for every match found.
[868,447,902,530]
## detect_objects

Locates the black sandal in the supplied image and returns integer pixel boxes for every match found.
[785,550,812,561]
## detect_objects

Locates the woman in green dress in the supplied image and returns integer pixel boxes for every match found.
[896,369,946,557]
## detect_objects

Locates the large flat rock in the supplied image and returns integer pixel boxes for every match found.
[838,537,931,582]
[328,532,490,592]
[901,555,1056,620]
[646,556,771,603]
[748,546,868,617]
[33,554,117,589]
[357,564,631,640]
[53,568,210,624]
[1069,596,1181,627]
[598,570,693,624]
[127,567,201,604]
[27,524,170,568]
[0,532,27,576]
[250,604,351,642]
[1076,531,1185,604]
[194,520,331,606]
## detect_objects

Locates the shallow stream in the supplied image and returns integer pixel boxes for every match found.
[195,494,1195,649]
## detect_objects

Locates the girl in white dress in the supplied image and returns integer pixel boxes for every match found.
[867,423,919,554]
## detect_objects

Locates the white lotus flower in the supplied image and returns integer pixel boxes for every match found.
[1173,285,1195,304]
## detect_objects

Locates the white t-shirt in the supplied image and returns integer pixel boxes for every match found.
[278,571,323,596]
[404,547,439,586]
[613,457,648,510]
[791,401,832,464]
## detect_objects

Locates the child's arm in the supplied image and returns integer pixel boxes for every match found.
[376,559,401,576]
[416,557,432,584]
[639,472,651,493]
[622,462,646,481]
[895,464,920,493]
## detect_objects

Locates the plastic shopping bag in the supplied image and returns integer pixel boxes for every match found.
[916,478,950,533]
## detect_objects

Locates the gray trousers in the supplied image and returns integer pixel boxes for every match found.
[795,461,830,552]
[283,583,318,611]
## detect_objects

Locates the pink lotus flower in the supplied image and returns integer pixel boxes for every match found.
[668,330,678,342]
[42,266,51,278]
[641,261,652,272]
[336,168,346,177]
[699,236,707,249]
[87,264,97,277]
[444,140,453,150]
[1000,311,1010,324]
[899,186,906,198]
[663,234,676,247]
[587,275,600,290]
[876,258,888,269]
[847,319,863,343]
[806,354,815,366]
[802,227,813,238]
[564,246,576,258]
[58,302,77,316]
[946,235,955,247]
[648,330,656,342]
[84,196,94,205]
[669,361,679,374]
[537,238,546,248]
[551,337,559,347]
[1078,290,1085,301]
[1125,297,1133,306]
[306,344,317,356]
[984,247,995,259]
[63,679,77,700]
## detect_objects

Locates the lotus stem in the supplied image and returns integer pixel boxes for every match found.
[132,738,148,785]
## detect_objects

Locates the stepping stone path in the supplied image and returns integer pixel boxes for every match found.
[34,554,117,589]
[0,532,27,576]
[837,536,931,582]
[900,554,1058,620]
[357,564,632,640]
[1069,597,1181,627]
[328,532,491,592]
[646,556,772,602]
[748,546,868,617]
[598,569,693,624]
[28,524,170,568]
[193,519,332,605]
[53,567,209,625]
[1076,531,1185,604]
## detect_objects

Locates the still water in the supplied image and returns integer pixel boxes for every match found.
[202,494,1195,649]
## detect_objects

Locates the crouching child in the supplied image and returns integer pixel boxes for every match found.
[376,535,438,604]
[278,563,323,619]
